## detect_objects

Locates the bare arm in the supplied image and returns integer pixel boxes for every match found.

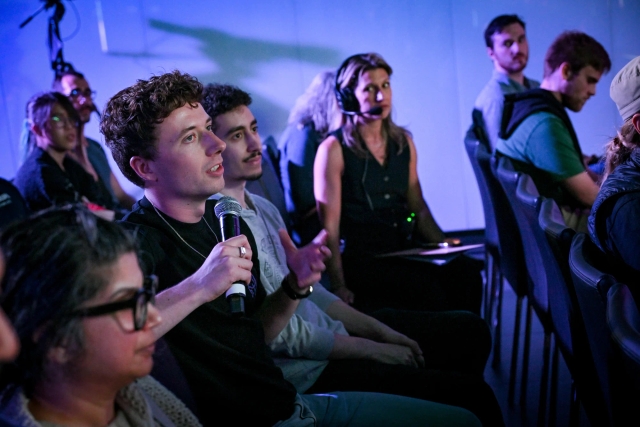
[152,235,253,339]
[560,171,600,207]
[314,136,354,303]
[325,298,423,365]
[110,172,136,209]
[330,334,421,367]
[406,135,445,243]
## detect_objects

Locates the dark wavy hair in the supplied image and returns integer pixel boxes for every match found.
[484,15,526,49]
[336,53,410,157]
[0,205,138,396]
[201,83,252,129]
[100,70,203,187]
[543,31,611,78]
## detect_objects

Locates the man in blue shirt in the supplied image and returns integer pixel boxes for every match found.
[474,14,539,150]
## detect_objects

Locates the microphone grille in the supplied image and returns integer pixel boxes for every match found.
[214,196,242,218]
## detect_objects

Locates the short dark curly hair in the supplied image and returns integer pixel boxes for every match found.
[201,84,252,130]
[100,71,203,187]
[544,31,611,78]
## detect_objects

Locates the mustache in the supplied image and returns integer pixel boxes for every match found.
[244,151,262,162]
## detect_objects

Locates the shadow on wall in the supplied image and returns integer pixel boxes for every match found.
[142,19,343,137]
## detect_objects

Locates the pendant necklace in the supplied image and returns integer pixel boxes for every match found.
[150,201,219,260]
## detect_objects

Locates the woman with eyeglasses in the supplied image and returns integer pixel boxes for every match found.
[13,92,117,219]
[0,205,201,426]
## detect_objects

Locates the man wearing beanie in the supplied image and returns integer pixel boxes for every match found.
[495,31,611,231]
[589,55,640,288]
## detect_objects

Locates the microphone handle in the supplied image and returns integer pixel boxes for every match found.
[219,213,246,316]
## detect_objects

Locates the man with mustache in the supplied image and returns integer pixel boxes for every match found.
[202,83,505,427]
[53,70,136,210]
[474,14,539,150]
[495,31,610,230]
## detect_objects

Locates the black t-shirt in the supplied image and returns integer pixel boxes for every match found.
[120,197,297,426]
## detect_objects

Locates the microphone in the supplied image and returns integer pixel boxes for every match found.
[343,106,383,116]
[214,196,246,316]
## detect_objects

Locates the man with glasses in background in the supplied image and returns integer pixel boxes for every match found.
[53,70,136,210]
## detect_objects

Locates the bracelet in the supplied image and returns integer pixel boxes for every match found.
[281,275,313,300]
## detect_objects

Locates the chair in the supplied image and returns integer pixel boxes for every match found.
[537,198,586,426]
[0,178,29,230]
[607,282,640,425]
[569,233,617,426]
[245,136,291,228]
[464,123,529,407]
[513,176,586,425]
[496,158,552,421]
[464,121,499,321]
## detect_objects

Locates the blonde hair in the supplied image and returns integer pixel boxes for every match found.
[288,70,341,137]
[336,53,410,157]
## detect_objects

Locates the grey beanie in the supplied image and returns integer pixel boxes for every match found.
[610,55,640,121]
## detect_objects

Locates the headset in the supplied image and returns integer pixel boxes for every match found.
[334,54,367,115]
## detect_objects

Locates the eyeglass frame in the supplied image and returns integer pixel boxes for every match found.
[50,115,79,129]
[67,88,97,100]
[69,275,158,331]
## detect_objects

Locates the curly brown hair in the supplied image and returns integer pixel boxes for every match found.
[201,83,252,129]
[602,119,640,182]
[100,71,203,187]
[543,31,611,79]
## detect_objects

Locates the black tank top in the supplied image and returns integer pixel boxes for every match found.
[335,129,412,256]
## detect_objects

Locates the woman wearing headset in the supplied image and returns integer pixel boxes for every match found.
[314,53,482,314]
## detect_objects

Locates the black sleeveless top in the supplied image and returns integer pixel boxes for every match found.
[335,129,412,256]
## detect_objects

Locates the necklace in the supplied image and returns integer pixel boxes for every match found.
[150,201,219,260]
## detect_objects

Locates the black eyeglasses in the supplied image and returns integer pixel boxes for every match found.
[70,275,158,331]
[68,88,97,100]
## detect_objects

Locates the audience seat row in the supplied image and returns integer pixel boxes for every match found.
[466,111,640,427]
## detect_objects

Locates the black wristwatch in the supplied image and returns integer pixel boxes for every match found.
[281,275,313,300]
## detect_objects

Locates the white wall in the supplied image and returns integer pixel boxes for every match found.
[1,0,638,231]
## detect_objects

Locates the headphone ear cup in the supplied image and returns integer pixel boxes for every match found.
[341,87,360,113]
[336,86,360,114]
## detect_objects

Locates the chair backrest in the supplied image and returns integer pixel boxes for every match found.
[496,159,549,318]
[245,136,291,228]
[466,140,527,297]
[607,282,640,424]
[471,108,492,153]
[537,198,577,360]
[0,178,29,231]
[464,124,498,256]
[569,232,617,426]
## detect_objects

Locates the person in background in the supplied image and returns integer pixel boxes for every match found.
[589,56,640,294]
[0,205,201,426]
[102,70,481,426]
[0,252,18,364]
[314,53,483,314]
[279,70,342,245]
[13,92,116,220]
[495,31,611,231]
[205,82,504,427]
[474,14,539,150]
[53,69,136,210]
